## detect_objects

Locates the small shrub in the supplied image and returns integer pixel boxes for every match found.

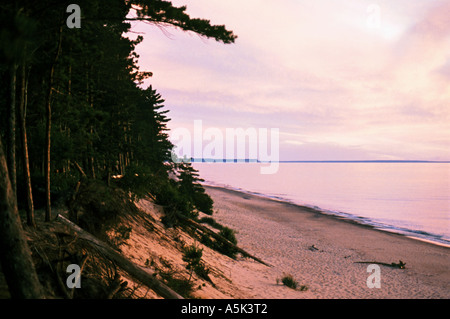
[182,244,212,282]
[214,227,238,258]
[193,263,211,283]
[164,276,195,298]
[299,285,308,291]
[117,225,132,239]
[219,227,237,245]
[111,225,132,247]
[199,233,214,247]
[150,256,195,298]
[198,217,224,231]
[182,245,203,268]
[281,274,298,290]
[193,191,214,215]
[278,274,308,291]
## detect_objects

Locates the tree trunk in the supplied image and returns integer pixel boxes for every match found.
[87,66,96,179]
[19,63,35,227]
[118,152,124,175]
[0,138,44,299]
[45,24,63,222]
[7,63,18,201]
[44,72,52,222]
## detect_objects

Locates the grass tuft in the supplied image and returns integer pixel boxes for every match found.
[278,274,308,291]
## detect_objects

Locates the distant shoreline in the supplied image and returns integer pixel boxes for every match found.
[203,184,450,248]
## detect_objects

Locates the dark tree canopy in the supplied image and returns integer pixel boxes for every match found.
[131,0,237,44]
[0,0,234,297]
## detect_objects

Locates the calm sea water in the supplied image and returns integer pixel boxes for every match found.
[193,162,450,247]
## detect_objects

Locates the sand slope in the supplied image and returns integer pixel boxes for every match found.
[82,185,448,299]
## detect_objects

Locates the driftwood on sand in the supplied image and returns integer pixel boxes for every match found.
[355,260,406,269]
[56,214,183,299]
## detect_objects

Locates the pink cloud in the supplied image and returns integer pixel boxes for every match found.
[130,1,450,161]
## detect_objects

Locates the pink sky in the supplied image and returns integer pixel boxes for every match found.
[128,0,450,161]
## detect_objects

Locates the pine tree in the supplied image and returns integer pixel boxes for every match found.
[177,162,214,215]
[0,138,44,298]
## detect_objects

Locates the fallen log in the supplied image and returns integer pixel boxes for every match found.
[355,260,406,269]
[56,214,183,299]
[175,212,271,267]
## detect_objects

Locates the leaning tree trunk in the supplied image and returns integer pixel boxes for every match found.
[0,138,44,299]
[19,63,35,227]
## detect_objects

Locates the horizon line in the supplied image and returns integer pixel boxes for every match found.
[189,158,450,163]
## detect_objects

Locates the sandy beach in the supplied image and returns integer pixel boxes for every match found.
[203,185,449,299]
[9,183,446,300]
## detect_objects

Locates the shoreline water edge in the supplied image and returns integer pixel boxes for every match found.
[202,182,450,248]
[202,184,449,298]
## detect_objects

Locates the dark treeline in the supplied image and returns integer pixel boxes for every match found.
[0,0,236,228]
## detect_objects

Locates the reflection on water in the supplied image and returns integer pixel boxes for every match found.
[194,163,450,246]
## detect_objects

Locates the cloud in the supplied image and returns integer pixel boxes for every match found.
[374,2,450,136]
[131,0,450,161]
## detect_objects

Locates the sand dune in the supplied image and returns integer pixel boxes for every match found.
[113,185,449,299]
